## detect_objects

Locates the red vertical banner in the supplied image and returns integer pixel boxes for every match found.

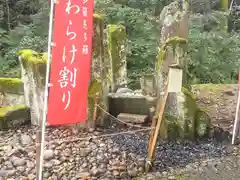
[47,0,94,125]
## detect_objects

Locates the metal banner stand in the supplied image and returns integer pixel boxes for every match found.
[36,0,55,179]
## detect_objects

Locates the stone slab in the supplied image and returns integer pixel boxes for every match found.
[117,113,147,124]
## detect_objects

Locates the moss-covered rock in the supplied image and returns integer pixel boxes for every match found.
[156,1,212,140]
[0,105,30,130]
[0,78,25,107]
[18,49,46,125]
[87,14,110,127]
[0,78,23,94]
[156,37,187,72]
[107,24,127,92]
[162,87,211,140]
[182,87,210,139]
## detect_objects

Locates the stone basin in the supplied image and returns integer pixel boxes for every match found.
[108,93,157,117]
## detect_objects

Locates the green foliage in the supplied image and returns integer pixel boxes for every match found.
[0,0,49,77]
[187,20,240,84]
[1,0,240,88]
[100,3,159,88]
[0,0,40,30]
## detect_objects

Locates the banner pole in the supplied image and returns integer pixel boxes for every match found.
[232,90,240,144]
[36,0,55,179]
[232,72,240,145]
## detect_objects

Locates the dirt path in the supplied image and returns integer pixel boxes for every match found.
[139,149,240,180]
[138,84,240,180]
[193,84,238,132]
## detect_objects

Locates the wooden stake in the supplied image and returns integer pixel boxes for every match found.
[147,113,157,156]
[145,78,169,172]
[92,93,100,129]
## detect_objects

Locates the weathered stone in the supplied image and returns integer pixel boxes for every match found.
[0,78,24,95]
[156,0,190,139]
[76,172,90,178]
[116,88,133,95]
[90,167,101,176]
[20,134,32,145]
[117,113,147,124]
[16,166,25,173]
[17,49,46,125]
[113,170,119,176]
[44,149,54,160]
[168,175,176,180]
[128,168,138,177]
[140,74,157,96]
[0,170,9,177]
[87,14,109,127]
[108,93,157,117]
[0,105,30,130]
[12,157,26,167]
[107,24,127,92]
[156,1,211,140]
[80,148,92,157]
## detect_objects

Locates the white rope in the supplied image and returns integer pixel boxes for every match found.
[96,104,149,128]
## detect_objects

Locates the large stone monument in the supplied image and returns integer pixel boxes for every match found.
[156,0,210,139]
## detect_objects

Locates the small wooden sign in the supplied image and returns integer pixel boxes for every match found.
[168,67,182,93]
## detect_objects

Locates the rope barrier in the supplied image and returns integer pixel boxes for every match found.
[43,104,154,144]
[54,127,153,144]
[96,104,149,128]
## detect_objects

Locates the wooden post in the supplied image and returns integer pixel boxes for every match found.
[147,112,157,157]
[92,93,100,129]
[145,66,183,172]
[145,78,169,172]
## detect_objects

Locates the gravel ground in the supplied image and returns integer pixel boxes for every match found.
[0,124,236,180]
[0,84,239,179]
